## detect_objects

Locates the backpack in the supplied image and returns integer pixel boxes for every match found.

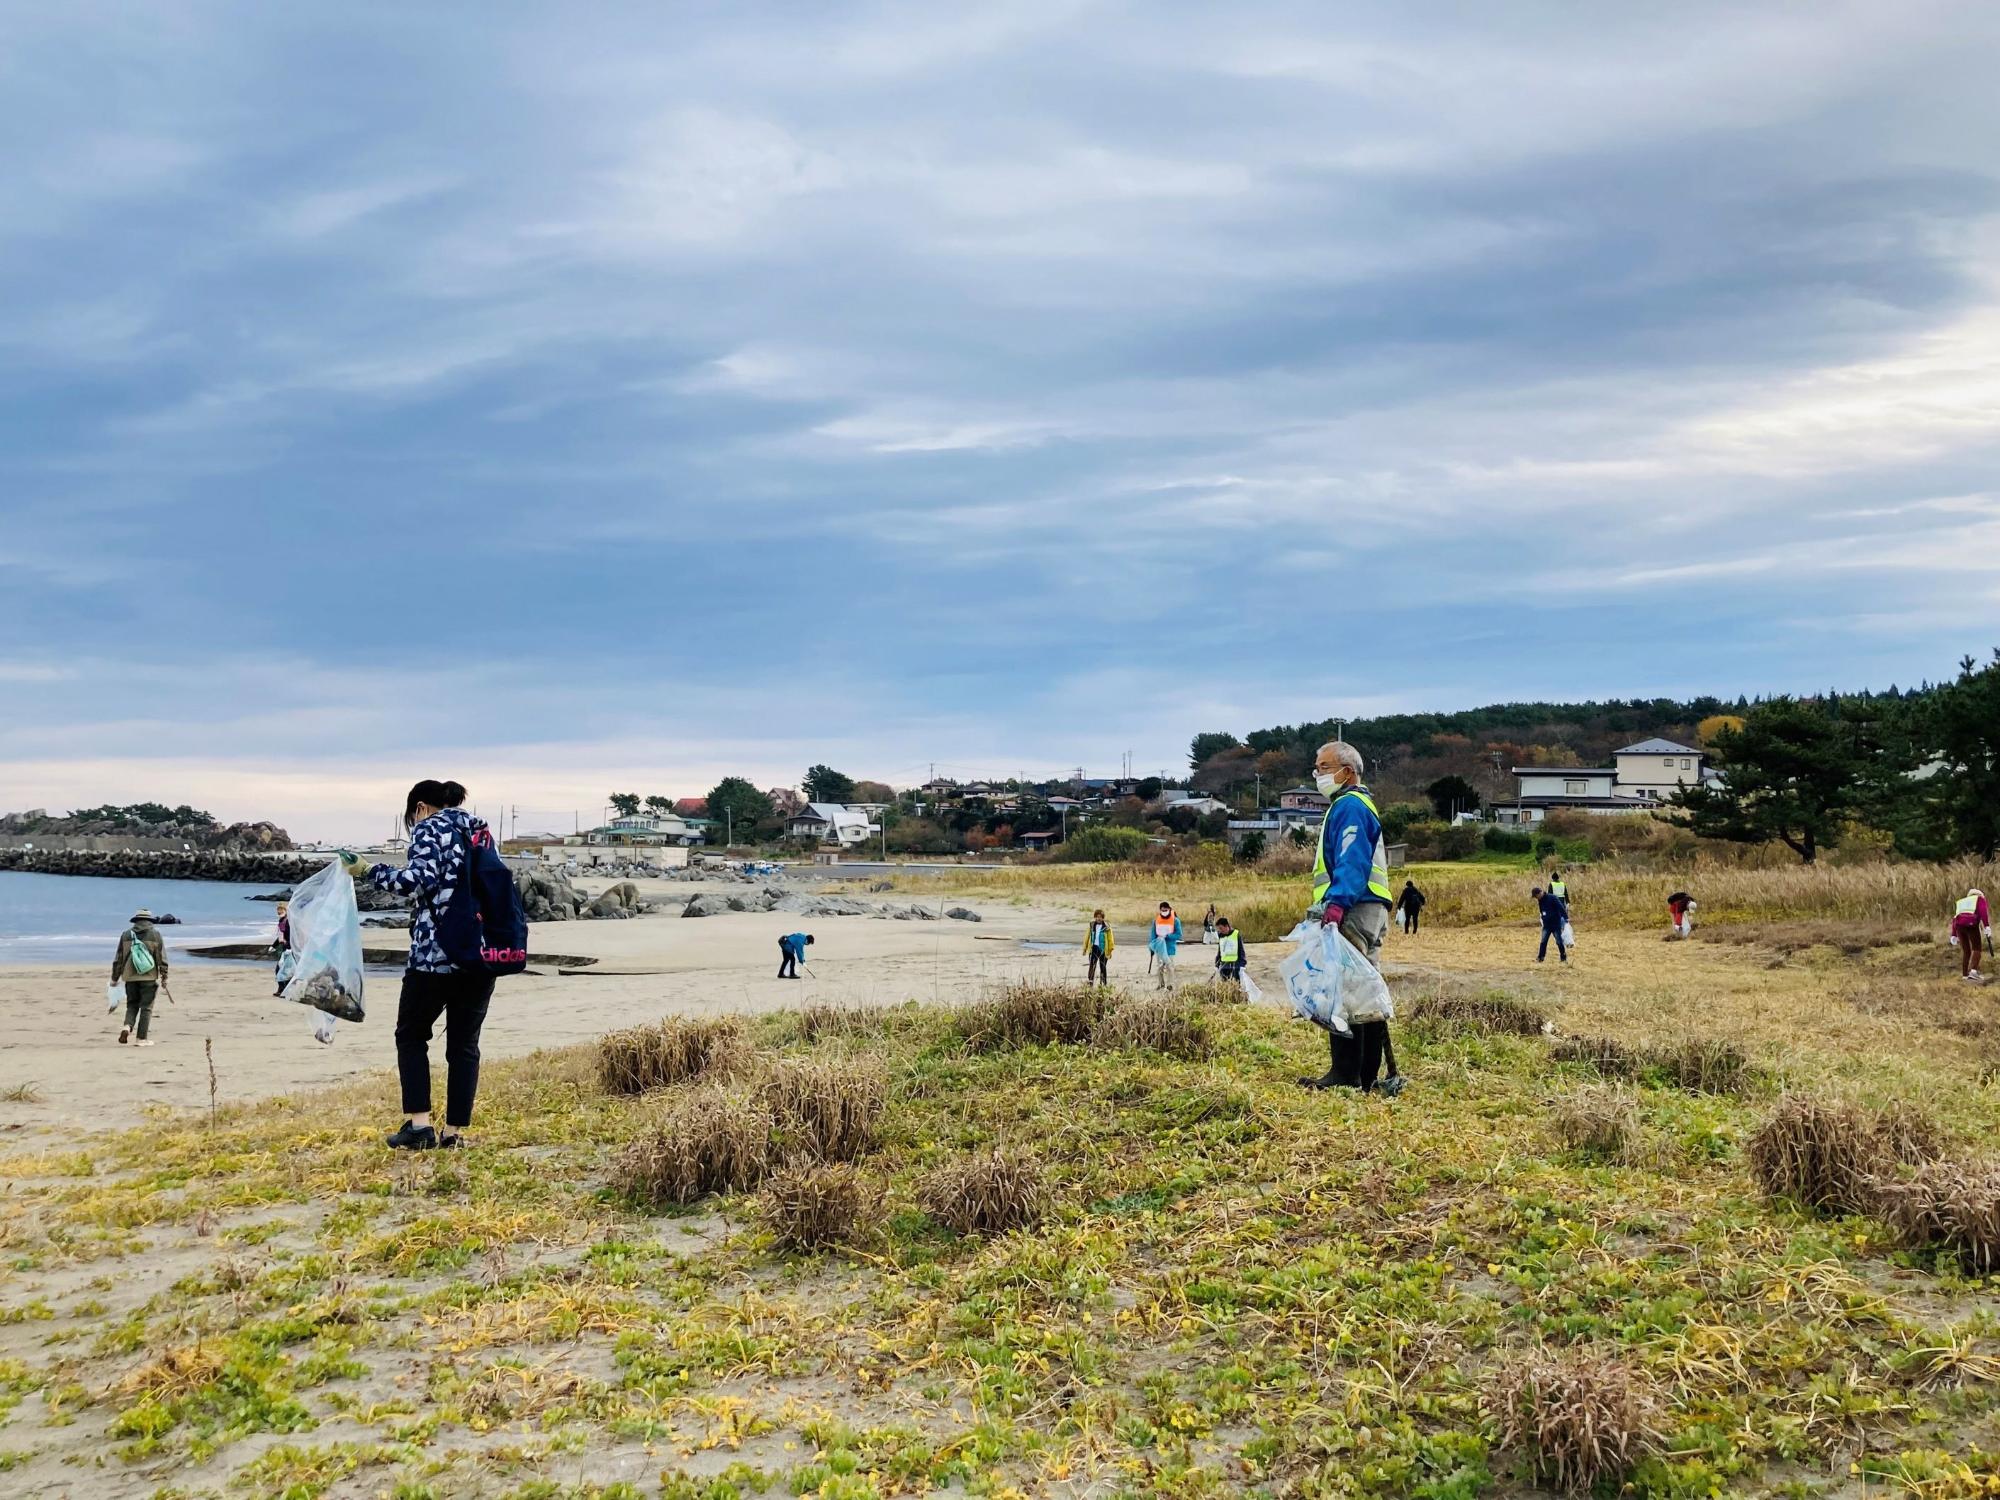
[126,930,156,975]
[429,826,529,976]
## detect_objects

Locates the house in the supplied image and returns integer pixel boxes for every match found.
[671,797,707,818]
[1490,767,1633,824]
[572,811,700,847]
[1017,830,1059,850]
[1154,792,1229,816]
[787,803,880,848]
[1278,786,1329,812]
[1613,739,1706,802]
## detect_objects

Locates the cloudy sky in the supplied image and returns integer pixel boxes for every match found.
[3,1,1998,842]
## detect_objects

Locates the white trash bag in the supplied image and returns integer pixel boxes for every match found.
[1241,970,1264,1006]
[1275,919,1394,1035]
[1561,920,1576,949]
[279,861,366,1022]
[106,982,123,1014]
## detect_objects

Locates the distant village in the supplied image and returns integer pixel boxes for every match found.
[509,736,1716,867]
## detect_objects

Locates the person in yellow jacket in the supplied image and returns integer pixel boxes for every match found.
[1083,909,1115,986]
[1213,917,1247,985]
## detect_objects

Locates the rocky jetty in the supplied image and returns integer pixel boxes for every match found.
[680,886,979,921]
[0,849,322,884]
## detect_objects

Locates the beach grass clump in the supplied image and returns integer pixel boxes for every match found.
[759,1058,885,1164]
[759,1163,875,1252]
[595,1016,751,1096]
[1549,1085,1642,1164]
[1175,978,1248,1007]
[919,1148,1048,1236]
[1091,996,1214,1060]
[1403,984,1548,1037]
[798,1002,899,1043]
[1548,1035,1639,1076]
[1488,1346,1662,1493]
[957,982,1106,1052]
[1747,1094,1946,1215]
[1873,1159,2000,1273]
[610,1085,773,1206]
[1642,1037,1751,1095]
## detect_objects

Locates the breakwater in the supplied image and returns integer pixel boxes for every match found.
[0,848,324,885]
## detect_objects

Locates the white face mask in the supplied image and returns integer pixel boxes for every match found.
[1315,770,1343,795]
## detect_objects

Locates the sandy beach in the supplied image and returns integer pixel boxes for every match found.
[0,875,1101,1137]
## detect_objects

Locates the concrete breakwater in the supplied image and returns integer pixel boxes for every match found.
[0,848,323,885]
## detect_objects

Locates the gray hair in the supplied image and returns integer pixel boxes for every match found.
[1318,740,1364,778]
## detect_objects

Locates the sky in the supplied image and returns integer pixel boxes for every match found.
[3,1,1998,844]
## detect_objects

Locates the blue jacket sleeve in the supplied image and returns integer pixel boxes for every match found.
[372,821,446,899]
[1321,798,1384,908]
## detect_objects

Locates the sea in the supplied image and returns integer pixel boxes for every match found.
[0,870,285,966]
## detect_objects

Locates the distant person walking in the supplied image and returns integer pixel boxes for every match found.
[1394,879,1426,935]
[1149,902,1183,988]
[1303,740,1404,1095]
[1950,888,1991,982]
[1202,903,1218,946]
[111,909,168,1047]
[340,779,497,1152]
[1213,917,1246,984]
[1534,886,1569,963]
[1666,891,1696,939]
[778,931,813,979]
[1083,910,1114,986]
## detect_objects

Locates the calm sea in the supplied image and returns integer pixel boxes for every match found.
[0,871,287,966]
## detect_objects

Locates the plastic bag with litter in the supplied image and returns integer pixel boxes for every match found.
[279,861,366,1022]
[1240,970,1264,1006]
[106,982,122,1013]
[1275,919,1394,1034]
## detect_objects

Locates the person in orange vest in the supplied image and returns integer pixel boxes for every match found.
[1149,901,1183,988]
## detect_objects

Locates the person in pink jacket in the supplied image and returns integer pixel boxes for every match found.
[1950,888,1991,982]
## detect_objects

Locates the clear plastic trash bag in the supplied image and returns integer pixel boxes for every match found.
[279,861,366,1022]
[1241,970,1264,1006]
[1276,919,1394,1034]
[1561,921,1576,948]
[311,1011,337,1045]
[106,982,123,1013]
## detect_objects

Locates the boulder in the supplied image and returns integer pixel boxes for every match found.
[682,893,734,918]
[946,907,981,922]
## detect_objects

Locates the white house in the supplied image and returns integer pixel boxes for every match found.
[1612,739,1706,801]
[1494,767,1636,824]
[787,802,880,848]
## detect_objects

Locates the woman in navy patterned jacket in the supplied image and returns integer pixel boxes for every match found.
[341,780,496,1151]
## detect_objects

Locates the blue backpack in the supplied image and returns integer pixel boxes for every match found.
[431,826,529,976]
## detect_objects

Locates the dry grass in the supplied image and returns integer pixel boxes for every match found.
[610,1084,773,1206]
[1844,978,1991,1038]
[759,1058,886,1164]
[759,1163,875,1252]
[957,982,1106,1051]
[1873,1159,2000,1273]
[595,1016,753,1096]
[919,1148,1048,1236]
[1091,996,1214,1060]
[1644,1038,1751,1095]
[1488,1346,1662,1492]
[1747,1094,1947,1215]
[1176,978,1249,1006]
[1549,1085,1641,1163]
[1548,1034,1639,1075]
[797,1002,905,1043]
[0,1082,41,1103]
[1403,982,1548,1037]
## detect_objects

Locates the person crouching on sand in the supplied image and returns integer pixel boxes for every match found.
[340,779,494,1152]
[111,909,169,1047]
[1083,910,1114,985]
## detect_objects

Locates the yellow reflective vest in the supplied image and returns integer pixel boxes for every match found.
[1312,786,1393,907]
[1217,932,1242,963]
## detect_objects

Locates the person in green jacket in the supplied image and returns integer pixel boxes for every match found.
[1083,909,1115,986]
[111,909,169,1046]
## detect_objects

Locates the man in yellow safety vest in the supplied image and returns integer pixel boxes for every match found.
[1304,740,1404,1096]
[1214,918,1246,984]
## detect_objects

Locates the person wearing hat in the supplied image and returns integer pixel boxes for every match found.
[111,910,169,1046]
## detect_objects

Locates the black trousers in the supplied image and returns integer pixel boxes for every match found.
[1326,1019,1390,1090]
[1086,950,1110,984]
[1218,963,1243,984]
[395,969,495,1127]
[1406,908,1421,934]
[778,942,799,978]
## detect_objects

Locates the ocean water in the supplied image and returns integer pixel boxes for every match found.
[0,871,287,966]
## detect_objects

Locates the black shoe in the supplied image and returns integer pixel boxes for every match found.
[386,1121,437,1151]
[436,1133,462,1149]
[1298,1072,1344,1090]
